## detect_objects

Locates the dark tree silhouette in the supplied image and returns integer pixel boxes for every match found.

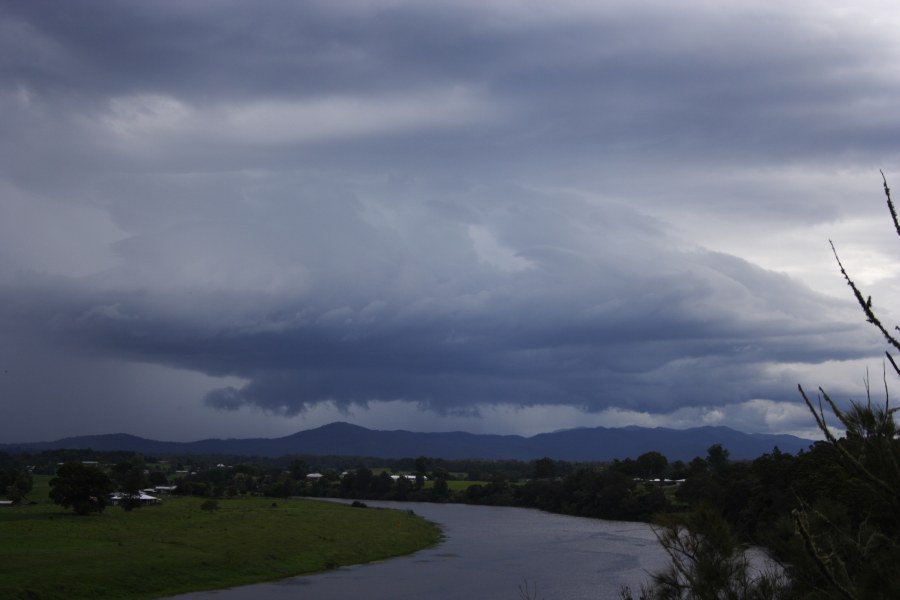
[6,470,33,504]
[49,462,113,515]
[794,172,900,600]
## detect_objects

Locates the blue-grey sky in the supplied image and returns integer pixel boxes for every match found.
[2,0,900,443]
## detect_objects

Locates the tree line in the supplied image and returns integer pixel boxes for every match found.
[3,404,895,599]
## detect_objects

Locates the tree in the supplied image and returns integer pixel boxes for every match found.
[289,459,309,480]
[264,472,295,499]
[394,474,413,500]
[431,476,450,500]
[705,444,730,474]
[111,460,148,511]
[624,175,900,599]
[532,457,556,480]
[793,172,900,599]
[148,470,168,486]
[414,456,429,490]
[49,462,113,515]
[6,470,33,504]
[636,451,669,479]
[620,506,790,600]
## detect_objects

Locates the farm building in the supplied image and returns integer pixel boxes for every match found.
[109,492,160,506]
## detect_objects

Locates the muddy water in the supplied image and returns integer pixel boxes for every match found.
[166,500,669,600]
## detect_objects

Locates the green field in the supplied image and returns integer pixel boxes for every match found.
[0,478,441,600]
[444,479,489,491]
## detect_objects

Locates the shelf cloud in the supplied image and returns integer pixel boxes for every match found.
[1,0,898,442]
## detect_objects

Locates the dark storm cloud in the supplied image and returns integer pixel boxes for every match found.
[2,188,872,419]
[1,0,899,440]
[4,1,897,168]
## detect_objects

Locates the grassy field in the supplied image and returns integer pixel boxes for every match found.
[444,479,489,491]
[0,478,441,600]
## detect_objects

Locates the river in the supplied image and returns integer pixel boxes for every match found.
[166,500,670,600]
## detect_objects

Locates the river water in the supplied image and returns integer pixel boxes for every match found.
[167,500,670,600]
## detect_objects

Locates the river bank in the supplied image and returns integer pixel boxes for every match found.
[167,500,670,600]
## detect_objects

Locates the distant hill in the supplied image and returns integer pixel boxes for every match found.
[0,422,814,462]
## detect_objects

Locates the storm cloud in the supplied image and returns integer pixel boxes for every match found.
[2,1,899,442]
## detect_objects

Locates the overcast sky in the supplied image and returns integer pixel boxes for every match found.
[2,0,900,443]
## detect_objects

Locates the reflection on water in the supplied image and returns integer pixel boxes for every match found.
[166,500,669,600]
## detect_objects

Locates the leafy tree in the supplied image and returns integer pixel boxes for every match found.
[148,470,168,486]
[111,460,148,511]
[735,447,798,543]
[339,466,375,497]
[0,467,16,493]
[674,449,726,510]
[410,457,430,490]
[532,457,556,480]
[264,472,295,499]
[372,471,394,495]
[431,476,450,500]
[705,444,730,475]
[625,176,900,599]
[790,173,900,600]
[6,470,33,504]
[620,506,790,600]
[49,462,113,515]
[289,458,309,480]
[394,474,413,500]
[636,451,669,479]
[354,466,374,493]
[174,480,210,497]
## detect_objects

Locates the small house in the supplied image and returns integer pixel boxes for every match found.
[109,492,160,506]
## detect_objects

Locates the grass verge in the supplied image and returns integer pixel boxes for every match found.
[0,490,441,600]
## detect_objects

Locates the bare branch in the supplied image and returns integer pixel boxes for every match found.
[886,352,900,378]
[830,241,900,354]
[881,169,900,238]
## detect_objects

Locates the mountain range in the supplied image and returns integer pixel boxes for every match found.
[0,422,816,462]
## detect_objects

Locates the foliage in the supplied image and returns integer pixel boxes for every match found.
[49,462,113,515]
[623,175,900,600]
[620,506,790,600]
[532,456,556,479]
[431,475,450,499]
[792,389,900,599]
[789,173,900,600]
[111,459,148,511]
[4,469,33,504]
